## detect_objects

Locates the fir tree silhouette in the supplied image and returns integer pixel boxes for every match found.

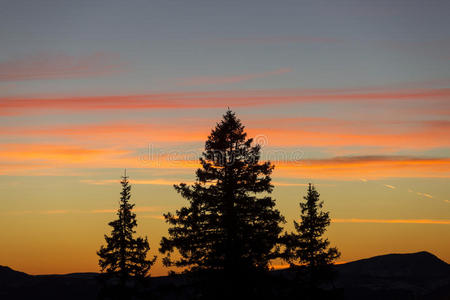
[97,171,156,300]
[160,110,285,298]
[282,183,340,297]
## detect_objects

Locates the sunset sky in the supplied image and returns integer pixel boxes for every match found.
[1,0,449,276]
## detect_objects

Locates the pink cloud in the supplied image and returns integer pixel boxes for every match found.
[0,52,127,81]
[176,68,292,86]
[3,117,449,150]
[1,87,449,116]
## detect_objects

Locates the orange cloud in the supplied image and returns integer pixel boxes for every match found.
[0,144,129,163]
[177,68,292,86]
[0,144,133,175]
[248,117,450,135]
[246,124,450,148]
[0,142,202,175]
[0,52,127,81]
[1,141,448,179]
[416,192,433,199]
[274,156,450,179]
[384,184,396,189]
[3,117,449,150]
[81,179,194,186]
[1,87,449,116]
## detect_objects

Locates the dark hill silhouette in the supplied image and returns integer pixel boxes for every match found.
[0,265,31,282]
[333,251,450,300]
[1,251,449,299]
[0,267,99,300]
[338,251,449,278]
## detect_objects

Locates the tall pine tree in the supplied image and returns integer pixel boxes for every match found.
[97,172,156,288]
[160,110,285,295]
[283,183,340,290]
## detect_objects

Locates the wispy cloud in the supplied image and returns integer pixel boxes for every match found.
[176,68,292,86]
[275,156,450,179]
[81,179,194,186]
[2,87,449,116]
[247,120,450,149]
[3,117,449,150]
[0,144,133,175]
[332,218,450,225]
[0,52,127,81]
[2,145,449,179]
[272,181,337,187]
[248,117,450,136]
[0,144,130,164]
[416,192,433,199]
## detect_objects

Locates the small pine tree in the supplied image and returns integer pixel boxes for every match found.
[97,172,156,294]
[283,183,340,289]
[160,110,285,297]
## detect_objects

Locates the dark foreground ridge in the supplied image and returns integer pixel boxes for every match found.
[332,251,450,299]
[1,251,449,300]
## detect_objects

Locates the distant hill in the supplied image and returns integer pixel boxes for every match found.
[0,265,32,285]
[0,267,99,300]
[334,251,450,300]
[1,251,449,299]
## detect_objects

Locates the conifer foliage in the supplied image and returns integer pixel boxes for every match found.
[97,173,156,282]
[283,183,340,287]
[160,110,285,279]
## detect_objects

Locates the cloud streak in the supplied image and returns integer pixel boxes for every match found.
[2,116,449,151]
[0,52,127,82]
[2,87,449,116]
[176,68,292,86]
[0,144,130,163]
[81,179,194,186]
[1,142,449,179]
[274,156,450,179]
[0,144,133,175]
[416,192,433,199]
[247,126,450,148]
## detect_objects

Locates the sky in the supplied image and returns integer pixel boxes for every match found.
[0,0,449,276]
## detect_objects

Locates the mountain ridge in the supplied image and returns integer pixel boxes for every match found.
[1,251,450,300]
